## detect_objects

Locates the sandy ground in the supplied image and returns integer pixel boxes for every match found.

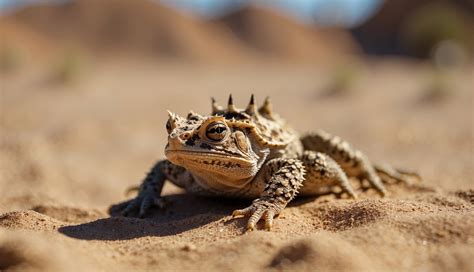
[1,58,473,271]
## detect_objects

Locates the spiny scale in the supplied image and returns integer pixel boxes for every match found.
[227,94,238,113]
[211,94,273,118]
[208,95,291,148]
[245,94,257,115]
[211,97,223,115]
[258,97,272,116]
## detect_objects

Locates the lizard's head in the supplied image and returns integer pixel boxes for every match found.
[164,95,294,187]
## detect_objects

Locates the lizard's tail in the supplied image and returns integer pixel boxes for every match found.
[374,164,422,185]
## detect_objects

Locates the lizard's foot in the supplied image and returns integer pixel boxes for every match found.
[374,164,422,185]
[118,189,168,218]
[232,198,284,231]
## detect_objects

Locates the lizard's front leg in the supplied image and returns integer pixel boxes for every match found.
[118,159,187,218]
[232,158,305,231]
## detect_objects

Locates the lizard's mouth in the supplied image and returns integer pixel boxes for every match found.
[165,149,255,169]
[165,149,258,189]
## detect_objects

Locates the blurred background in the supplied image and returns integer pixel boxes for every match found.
[1,0,473,208]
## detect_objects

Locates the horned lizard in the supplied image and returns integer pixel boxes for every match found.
[117,95,419,230]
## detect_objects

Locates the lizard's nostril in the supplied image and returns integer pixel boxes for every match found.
[180,132,192,140]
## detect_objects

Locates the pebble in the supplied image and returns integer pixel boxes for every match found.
[182,243,197,251]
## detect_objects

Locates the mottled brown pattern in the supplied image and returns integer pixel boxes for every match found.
[119,95,417,230]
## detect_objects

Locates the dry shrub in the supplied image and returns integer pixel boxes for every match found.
[53,49,87,84]
[402,2,471,59]
[0,45,23,73]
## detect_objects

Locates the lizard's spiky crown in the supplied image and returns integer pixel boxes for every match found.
[204,94,295,148]
[211,94,273,120]
[166,95,295,149]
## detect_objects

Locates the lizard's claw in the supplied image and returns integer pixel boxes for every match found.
[375,164,422,185]
[232,198,282,231]
[120,189,166,218]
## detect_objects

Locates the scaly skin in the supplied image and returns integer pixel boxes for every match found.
[116,95,420,230]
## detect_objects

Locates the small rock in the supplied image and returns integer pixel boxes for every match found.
[182,243,197,251]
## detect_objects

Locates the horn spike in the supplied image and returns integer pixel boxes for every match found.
[227,94,238,113]
[245,94,258,115]
[211,97,222,115]
[259,96,272,116]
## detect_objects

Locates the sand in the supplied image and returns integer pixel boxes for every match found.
[1,58,473,271]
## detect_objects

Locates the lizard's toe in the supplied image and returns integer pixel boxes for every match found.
[139,195,154,218]
[232,206,254,218]
[120,192,164,218]
[375,164,422,185]
[231,198,283,231]
[263,211,275,231]
[121,198,141,216]
[138,195,166,218]
[247,206,265,231]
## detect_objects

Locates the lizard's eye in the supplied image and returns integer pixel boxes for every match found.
[166,120,172,134]
[205,122,228,142]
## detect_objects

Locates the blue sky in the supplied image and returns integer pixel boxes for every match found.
[159,0,382,26]
[0,0,383,27]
